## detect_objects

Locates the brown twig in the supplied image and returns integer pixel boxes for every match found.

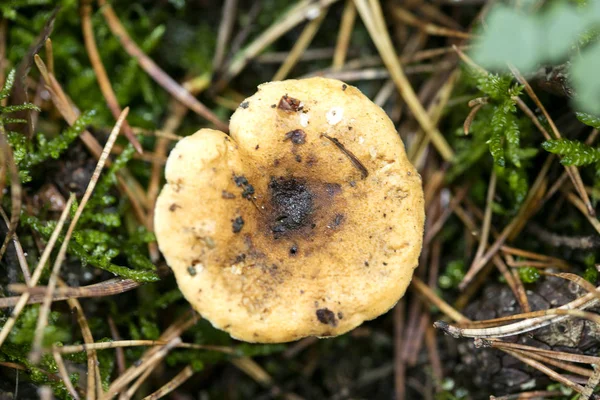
[354,0,454,161]
[393,300,406,400]
[53,350,81,400]
[142,365,194,400]
[509,65,594,217]
[80,0,142,153]
[0,206,31,284]
[273,8,328,81]
[392,7,473,39]
[30,108,129,364]
[0,196,74,347]
[97,0,228,132]
[0,123,22,263]
[2,278,142,308]
[411,277,470,323]
[212,0,238,72]
[333,0,357,70]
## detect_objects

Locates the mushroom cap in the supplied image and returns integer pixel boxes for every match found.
[155,77,424,343]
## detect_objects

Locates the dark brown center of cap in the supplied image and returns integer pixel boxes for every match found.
[269,177,313,235]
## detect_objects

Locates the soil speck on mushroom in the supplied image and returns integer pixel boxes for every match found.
[284,129,306,144]
[277,94,302,112]
[232,216,244,233]
[316,308,337,326]
[239,101,249,109]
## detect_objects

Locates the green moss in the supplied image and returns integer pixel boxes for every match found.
[518,267,541,283]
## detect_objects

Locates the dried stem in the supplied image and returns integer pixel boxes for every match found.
[333,0,357,70]
[30,108,129,364]
[97,0,227,132]
[0,195,74,347]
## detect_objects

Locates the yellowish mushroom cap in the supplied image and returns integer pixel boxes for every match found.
[154,77,425,343]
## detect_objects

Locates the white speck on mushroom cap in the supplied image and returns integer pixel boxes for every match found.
[300,112,310,127]
[193,263,205,274]
[326,107,344,125]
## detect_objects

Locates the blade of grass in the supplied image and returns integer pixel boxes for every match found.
[30,108,129,364]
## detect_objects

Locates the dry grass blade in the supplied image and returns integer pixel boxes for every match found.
[142,365,194,400]
[459,155,552,290]
[582,365,600,400]
[503,350,588,397]
[435,288,600,338]
[0,124,22,263]
[61,278,102,399]
[30,108,129,364]
[392,7,473,39]
[353,0,454,162]
[333,0,357,70]
[104,337,182,400]
[231,357,273,387]
[509,65,594,217]
[273,8,328,81]
[2,278,142,308]
[472,170,496,265]
[411,277,470,323]
[97,0,227,132]
[541,271,600,299]
[0,195,74,348]
[81,0,141,153]
[53,346,81,399]
[0,206,31,284]
[501,245,570,269]
[221,0,340,89]
[393,300,405,400]
[212,0,238,72]
[485,339,600,364]
[54,340,234,355]
[566,191,600,235]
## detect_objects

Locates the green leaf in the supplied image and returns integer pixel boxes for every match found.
[542,139,600,166]
[576,111,600,129]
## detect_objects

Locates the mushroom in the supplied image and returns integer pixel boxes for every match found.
[154,77,425,343]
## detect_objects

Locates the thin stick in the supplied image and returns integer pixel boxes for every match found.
[0,195,74,348]
[509,65,594,216]
[0,124,23,264]
[97,0,227,132]
[2,278,141,308]
[103,337,183,400]
[107,317,126,376]
[61,279,102,400]
[81,0,141,153]
[472,170,496,264]
[0,207,31,284]
[393,300,405,400]
[332,0,357,70]
[392,7,472,39]
[411,277,470,323]
[53,350,80,400]
[503,350,587,396]
[54,340,234,355]
[142,365,194,400]
[220,0,340,89]
[485,339,600,364]
[30,108,129,364]
[273,8,328,81]
[582,365,600,400]
[460,156,552,289]
[436,289,599,338]
[212,0,238,72]
[566,191,600,235]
